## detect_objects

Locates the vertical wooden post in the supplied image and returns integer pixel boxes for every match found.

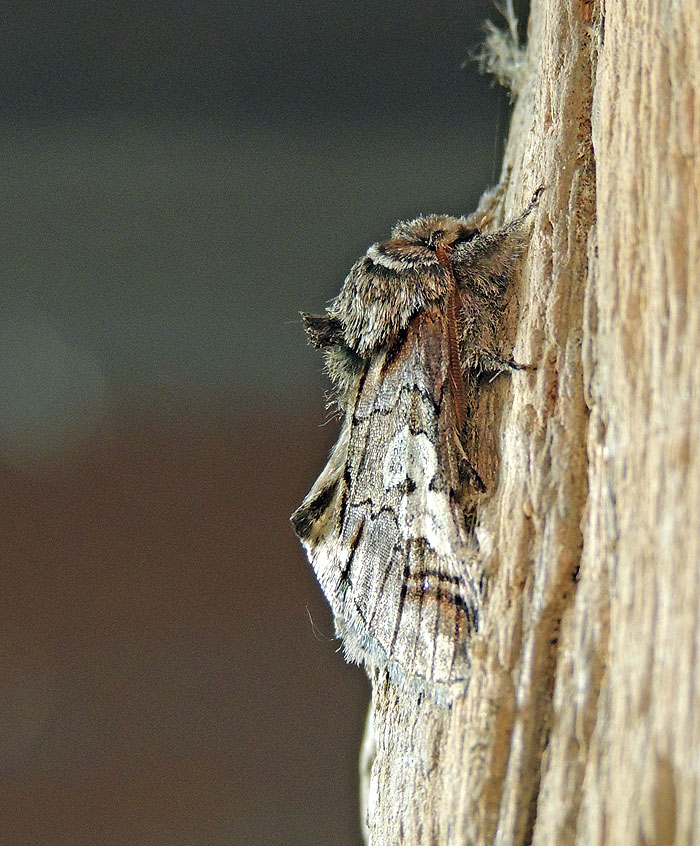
[362,1,700,842]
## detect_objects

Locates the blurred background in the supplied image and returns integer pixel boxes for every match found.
[0,1,526,843]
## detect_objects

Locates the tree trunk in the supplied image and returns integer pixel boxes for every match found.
[361,0,700,842]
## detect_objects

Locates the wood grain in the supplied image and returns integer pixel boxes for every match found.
[362,0,700,842]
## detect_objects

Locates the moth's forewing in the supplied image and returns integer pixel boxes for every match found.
[293,311,480,693]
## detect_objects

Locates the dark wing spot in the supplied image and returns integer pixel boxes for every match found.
[380,326,410,375]
[402,566,480,636]
[336,471,351,528]
[290,478,339,540]
[340,517,365,582]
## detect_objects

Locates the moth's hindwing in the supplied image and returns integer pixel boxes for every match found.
[292,310,480,693]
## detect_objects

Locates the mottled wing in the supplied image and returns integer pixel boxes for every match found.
[292,309,480,692]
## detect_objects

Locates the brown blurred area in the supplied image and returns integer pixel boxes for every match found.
[0,0,524,841]
[1,406,369,845]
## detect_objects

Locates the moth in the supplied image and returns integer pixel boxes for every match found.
[292,189,541,697]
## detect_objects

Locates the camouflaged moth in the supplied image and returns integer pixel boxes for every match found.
[292,188,541,697]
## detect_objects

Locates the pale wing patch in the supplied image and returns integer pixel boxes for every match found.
[383,425,462,558]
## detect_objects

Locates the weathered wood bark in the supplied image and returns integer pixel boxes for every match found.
[361,0,700,843]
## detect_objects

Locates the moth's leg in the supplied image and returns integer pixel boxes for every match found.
[469,182,545,234]
[498,184,546,234]
[473,349,535,377]
[301,312,345,348]
[457,452,486,493]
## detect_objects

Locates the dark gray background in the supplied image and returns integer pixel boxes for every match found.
[0,2,525,843]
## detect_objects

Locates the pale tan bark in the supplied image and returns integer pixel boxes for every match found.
[362,0,700,843]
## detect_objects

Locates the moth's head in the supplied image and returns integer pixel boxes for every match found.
[364,215,478,272]
[390,214,478,245]
[393,214,477,251]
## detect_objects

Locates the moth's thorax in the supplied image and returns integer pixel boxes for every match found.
[332,214,478,358]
